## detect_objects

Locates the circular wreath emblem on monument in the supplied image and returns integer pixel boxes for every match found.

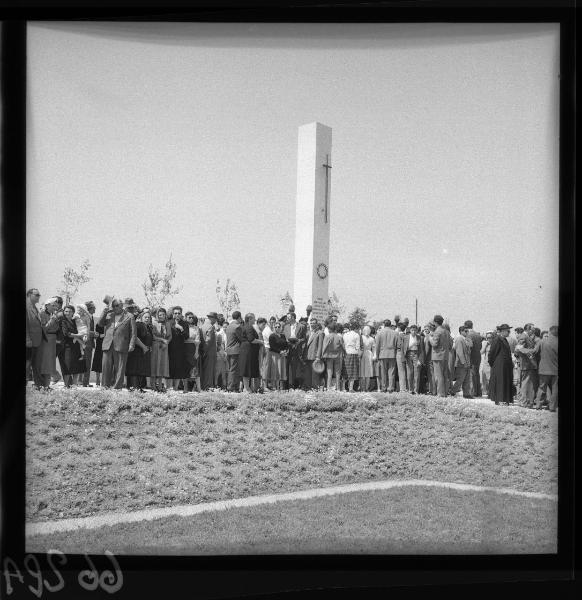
[316,262,329,279]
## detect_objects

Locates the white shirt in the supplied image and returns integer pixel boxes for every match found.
[408,333,419,352]
[262,325,273,349]
[290,323,297,338]
[343,330,361,354]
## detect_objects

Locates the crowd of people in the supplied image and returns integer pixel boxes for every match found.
[25,288,558,411]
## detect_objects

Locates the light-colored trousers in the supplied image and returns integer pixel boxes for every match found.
[101,350,128,390]
[378,358,396,392]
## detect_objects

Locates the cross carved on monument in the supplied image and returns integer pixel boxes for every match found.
[323,154,332,223]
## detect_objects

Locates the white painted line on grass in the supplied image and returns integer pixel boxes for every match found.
[26,479,557,537]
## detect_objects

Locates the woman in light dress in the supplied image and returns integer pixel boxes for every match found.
[480,331,493,397]
[359,325,375,392]
[151,308,172,392]
[183,312,202,393]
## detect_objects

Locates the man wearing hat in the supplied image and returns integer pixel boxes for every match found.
[488,324,514,405]
[200,312,218,390]
[97,297,136,389]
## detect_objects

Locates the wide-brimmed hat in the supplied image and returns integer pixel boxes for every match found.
[497,323,512,331]
[207,311,218,319]
[312,358,325,374]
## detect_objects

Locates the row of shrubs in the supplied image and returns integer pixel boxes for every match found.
[26,388,554,428]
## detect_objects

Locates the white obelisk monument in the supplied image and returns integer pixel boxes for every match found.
[293,122,332,323]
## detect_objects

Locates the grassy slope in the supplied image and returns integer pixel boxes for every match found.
[26,389,558,523]
[26,486,557,555]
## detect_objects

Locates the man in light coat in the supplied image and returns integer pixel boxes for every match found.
[98,298,136,389]
[374,319,398,392]
[26,288,45,388]
[302,319,325,389]
[450,326,473,397]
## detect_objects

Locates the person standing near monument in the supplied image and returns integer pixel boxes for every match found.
[403,324,424,394]
[359,325,375,393]
[214,316,228,390]
[464,320,482,397]
[26,288,45,388]
[302,318,324,389]
[225,311,243,392]
[38,298,61,389]
[450,326,473,397]
[488,324,515,405]
[238,313,263,393]
[480,331,494,397]
[201,312,218,390]
[430,315,451,397]
[534,325,558,411]
[423,323,436,394]
[167,306,190,391]
[374,319,398,393]
[320,322,345,391]
[395,322,409,392]
[151,308,172,392]
[284,312,307,389]
[343,322,361,392]
[98,297,136,390]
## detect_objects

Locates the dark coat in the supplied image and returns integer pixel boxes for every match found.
[488,335,514,403]
[238,324,260,378]
[167,317,190,379]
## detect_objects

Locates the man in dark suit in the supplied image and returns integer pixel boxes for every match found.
[400,324,425,394]
[283,312,307,388]
[81,300,97,387]
[225,310,243,392]
[98,297,136,389]
[464,320,483,397]
[374,319,398,392]
[302,319,325,389]
[26,288,45,388]
[430,314,452,397]
[423,323,436,394]
[395,322,408,392]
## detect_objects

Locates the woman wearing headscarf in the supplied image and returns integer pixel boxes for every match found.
[238,313,263,392]
[359,325,375,392]
[268,320,289,391]
[39,298,61,389]
[183,312,203,393]
[125,308,153,391]
[60,304,86,387]
[151,308,172,392]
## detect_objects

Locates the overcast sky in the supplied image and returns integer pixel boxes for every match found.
[27,22,560,331]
